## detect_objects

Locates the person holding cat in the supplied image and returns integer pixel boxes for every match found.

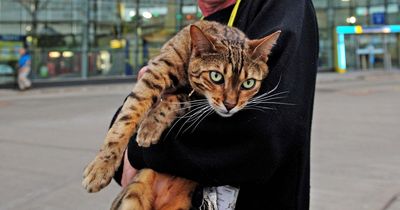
[113,0,319,209]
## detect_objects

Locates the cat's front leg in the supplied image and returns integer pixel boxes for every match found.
[82,92,155,192]
[137,94,189,147]
[82,59,185,193]
[82,71,170,193]
[82,146,121,192]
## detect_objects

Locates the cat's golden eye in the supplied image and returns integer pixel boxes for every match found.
[241,79,256,90]
[209,71,224,84]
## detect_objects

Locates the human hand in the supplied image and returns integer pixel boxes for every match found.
[138,66,149,80]
[121,149,138,187]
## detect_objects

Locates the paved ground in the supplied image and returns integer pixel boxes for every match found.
[312,70,400,210]
[0,70,399,210]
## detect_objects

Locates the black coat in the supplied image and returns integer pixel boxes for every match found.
[113,0,319,209]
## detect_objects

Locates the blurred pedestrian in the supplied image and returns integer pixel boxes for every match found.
[17,46,32,90]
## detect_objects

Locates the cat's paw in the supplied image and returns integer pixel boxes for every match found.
[82,155,117,193]
[136,122,164,147]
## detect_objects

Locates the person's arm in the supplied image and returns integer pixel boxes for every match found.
[120,0,318,186]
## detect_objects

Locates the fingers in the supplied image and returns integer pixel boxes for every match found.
[138,66,149,80]
[121,149,138,187]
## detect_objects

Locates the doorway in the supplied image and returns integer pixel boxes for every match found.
[345,33,399,71]
[335,25,400,73]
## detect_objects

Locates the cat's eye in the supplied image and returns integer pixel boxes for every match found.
[209,71,224,84]
[241,79,256,90]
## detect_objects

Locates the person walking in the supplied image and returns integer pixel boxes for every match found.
[17,46,32,90]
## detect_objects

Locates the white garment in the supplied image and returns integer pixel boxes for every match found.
[18,66,31,90]
[201,185,240,210]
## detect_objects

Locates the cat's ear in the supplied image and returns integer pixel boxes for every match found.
[190,25,216,56]
[248,30,281,62]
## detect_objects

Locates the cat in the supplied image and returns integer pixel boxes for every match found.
[82,20,280,210]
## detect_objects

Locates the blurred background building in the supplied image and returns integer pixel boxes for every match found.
[0,0,399,86]
[314,0,400,73]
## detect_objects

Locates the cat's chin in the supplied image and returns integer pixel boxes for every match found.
[212,106,240,118]
[216,112,233,118]
[215,110,236,118]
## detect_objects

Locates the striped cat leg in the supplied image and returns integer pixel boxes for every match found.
[137,94,189,147]
[110,169,156,210]
[154,176,197,210]
[111,169,197,210]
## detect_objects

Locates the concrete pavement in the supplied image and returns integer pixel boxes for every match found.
[312,70,400,210]
[0,70,399,210]
[0,84,131,210]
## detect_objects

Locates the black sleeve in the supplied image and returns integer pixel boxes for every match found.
[122,0,318,188]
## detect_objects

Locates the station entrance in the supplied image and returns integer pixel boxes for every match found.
[335,25,400,73]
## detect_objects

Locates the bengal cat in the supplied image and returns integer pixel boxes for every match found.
[82,20,281,210]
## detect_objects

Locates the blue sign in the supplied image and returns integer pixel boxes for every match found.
[0,35,25,41]
[372,13,385,25]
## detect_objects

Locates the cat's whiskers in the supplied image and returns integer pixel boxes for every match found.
[176,105,211,137]
[253,101,295,106]
[250,91,289,103]
[168,99,208,112]
[176,101,209,117]
[182,106,214,134]
[246,87,293,112]
[171,102,207,112]
[171,99,208,104]
[247,99,294,111]
[175,103,209,119]
[245,104,276,111]
[250,96,288,106]
[165,98,214,137]
[251,74,284,101]
[190,108,214,133]
[266,74,283,94]
[243,107,270,112]
[253,90,289,101]
[164,103,209,139]
[168,99,208,105]
[186,106,210,123]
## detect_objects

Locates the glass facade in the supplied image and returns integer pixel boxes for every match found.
[0,0,199,85]
[314,0,400,72]
[0,0,399,85]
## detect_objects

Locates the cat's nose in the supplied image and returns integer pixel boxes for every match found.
[223,101,236,111]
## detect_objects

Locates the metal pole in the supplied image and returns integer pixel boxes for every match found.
[366,0,371,25]
[134,0,140,70]
[398,34,400,69]
[383,0,391,71]
[384,0,388,25]
[178,0,183,30]
[327,0,334,69]
[116,0,122,39]
[94,0,98,47]
[81,0,90,79]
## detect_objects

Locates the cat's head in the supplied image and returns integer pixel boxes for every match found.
[188,25,281,117]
